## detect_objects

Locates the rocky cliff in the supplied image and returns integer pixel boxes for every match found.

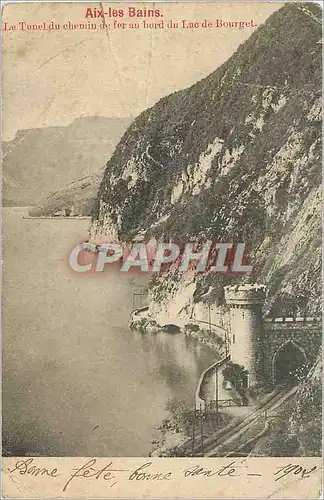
[289,351,322,456]
[90,3,322,321]
[253,352,322,457]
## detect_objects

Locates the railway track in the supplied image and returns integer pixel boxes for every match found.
[177,385,297,457]
[205,385,297,457]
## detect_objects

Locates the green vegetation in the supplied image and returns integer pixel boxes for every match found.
[184,323,225,350]
[223,362,249,405]
[91,3,321,317]
[223,362,249,389]
[164,399,195,437]
[252,354,322,457]
[151,399,195,457]
[129,317,148,333]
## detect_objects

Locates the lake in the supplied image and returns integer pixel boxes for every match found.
[2,208,217,456]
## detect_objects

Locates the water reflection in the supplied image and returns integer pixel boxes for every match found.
[3,208,217,456]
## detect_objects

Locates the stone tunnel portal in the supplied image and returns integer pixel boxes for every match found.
[272,341,308,385]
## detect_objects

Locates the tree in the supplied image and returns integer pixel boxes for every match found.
[222,362,249,389]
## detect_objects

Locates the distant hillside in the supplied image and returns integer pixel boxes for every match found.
[3,116,131,207]
[28,168,104,217]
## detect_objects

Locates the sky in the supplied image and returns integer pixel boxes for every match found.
[2,2,284,141]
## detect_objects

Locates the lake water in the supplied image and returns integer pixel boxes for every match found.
[2,208,217,457]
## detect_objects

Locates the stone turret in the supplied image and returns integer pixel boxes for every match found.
[224,284,267,387]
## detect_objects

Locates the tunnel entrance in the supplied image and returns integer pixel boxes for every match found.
[161,324,181,334]
[273,341,307,385]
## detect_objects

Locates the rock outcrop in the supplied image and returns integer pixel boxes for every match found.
[90,4,322,321]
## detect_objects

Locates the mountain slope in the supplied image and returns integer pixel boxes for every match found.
[3,116,131,207]
[28,168,104,217]
[90,3,322,317]
[253,353,322,456]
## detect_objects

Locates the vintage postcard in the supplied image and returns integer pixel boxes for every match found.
[1,1,322,498]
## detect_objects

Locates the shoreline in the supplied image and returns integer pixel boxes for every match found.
[23,216,91,220]
[129,312,229,457]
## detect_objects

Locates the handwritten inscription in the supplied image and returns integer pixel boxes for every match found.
[184,462,240,478]
[63,459,128,492]
[6,458,319,493]
[274,463,318,482]
[8,458,60,478]
[129,462,172,481]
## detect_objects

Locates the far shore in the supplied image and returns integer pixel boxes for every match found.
[22,216,91,220]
